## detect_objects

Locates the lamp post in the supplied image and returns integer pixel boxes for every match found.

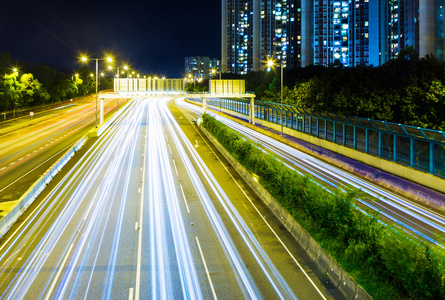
[188,74,195,91]
[81,56,112,127]
[267,59,283,134]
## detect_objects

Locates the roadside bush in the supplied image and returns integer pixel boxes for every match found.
[202,113,445,299]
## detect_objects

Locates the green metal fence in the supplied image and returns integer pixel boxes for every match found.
[196,97,445,178]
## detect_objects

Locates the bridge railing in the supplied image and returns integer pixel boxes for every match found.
[188,97,445,179]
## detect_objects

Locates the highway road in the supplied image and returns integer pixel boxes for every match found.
[177,98,445,248]
[0,95,121,203]
[0,98,341,299]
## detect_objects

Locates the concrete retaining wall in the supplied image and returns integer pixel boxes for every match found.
[254,117,445,195]
[200,125,373,300]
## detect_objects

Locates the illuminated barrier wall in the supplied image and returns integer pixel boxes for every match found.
[209,80,245,94]
[139,79,146,91]
[114,78,184,92]
[190,97,445,183]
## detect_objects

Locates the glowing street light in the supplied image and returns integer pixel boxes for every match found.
[211,68,221,79]
[81,55,113,127]
[267,59,284,134]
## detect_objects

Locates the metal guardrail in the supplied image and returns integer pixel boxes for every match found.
[189,97,445,178]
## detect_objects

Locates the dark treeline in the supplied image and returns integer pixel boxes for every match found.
[242,48,445,131]
[0,52,114,116]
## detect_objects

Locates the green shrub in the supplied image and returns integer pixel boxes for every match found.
[202,113,445,299]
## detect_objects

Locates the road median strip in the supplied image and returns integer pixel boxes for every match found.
[199,113,445,299]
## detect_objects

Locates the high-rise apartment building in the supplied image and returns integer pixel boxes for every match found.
[259,0,302,69]
[313,0,382,67]
[222,0,301,74]
[185,56,220,79]
[222,0,445,73]
[222,0,256,74]
[388,0,405,60]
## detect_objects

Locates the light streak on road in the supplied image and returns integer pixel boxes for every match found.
[160,99,303,299]
[177,98,445,246]
[0,97,329,299]
[145,99,201,299]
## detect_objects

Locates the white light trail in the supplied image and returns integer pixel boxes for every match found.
[177,98,445,246]
[163,99,299,299]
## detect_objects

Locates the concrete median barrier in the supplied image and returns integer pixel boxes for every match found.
[0,104,125,240]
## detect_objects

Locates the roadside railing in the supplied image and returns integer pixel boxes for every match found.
[188,97,445,179]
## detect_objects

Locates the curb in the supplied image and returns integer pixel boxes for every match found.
[200,125,373,300]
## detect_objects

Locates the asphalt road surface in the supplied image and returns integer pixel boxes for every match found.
[0,96,120,203]
[0,98,342,299]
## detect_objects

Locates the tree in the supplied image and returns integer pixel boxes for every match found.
[3,72,20,117]
[19,73,42,107]
[2,72,44,116]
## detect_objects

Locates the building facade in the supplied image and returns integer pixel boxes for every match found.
[222,0,256,74]
[404,0,444,60]
[259,0,302,69]
[222,0,302,73]
[222,0,445,73]
[185,56,220,79]
[313,0,385,67]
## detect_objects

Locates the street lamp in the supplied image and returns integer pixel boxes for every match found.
[81,55,113,127]
[267,59,284,134]
[188,73,196,91]
[211,68,221,79]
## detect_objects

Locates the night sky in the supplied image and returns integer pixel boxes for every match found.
[0,0,221,77]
